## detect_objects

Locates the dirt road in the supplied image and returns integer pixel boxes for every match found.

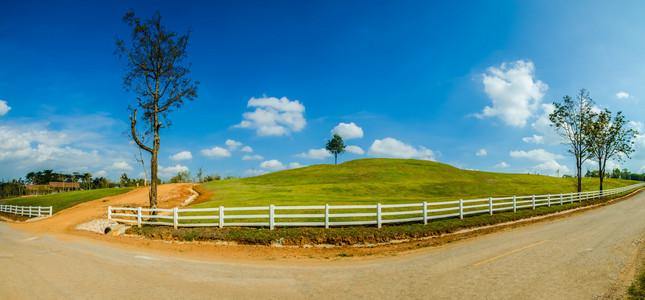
[2,189,645,299]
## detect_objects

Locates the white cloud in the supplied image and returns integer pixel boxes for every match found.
[242,154,264,160]
[260,159,286,171]
[477,60,548,127]
[108,161,133,171]
[225,139,242,151]
[169,151,192,161]
[528,103,562,145]
[367,138,435,160]
[522,135,545,144]
[510,149,563,162]
[159,164,190,178]
[297,148,333,160]
[494,162,510,168]
[616,91,630,99]
[201,147,231,158]
[0,100,10,116]
[94,170,107,177]
[531,160,570,176]
[289,162,307,169]
[346,145,365,155]
[331,122,363,140]
[476,149,487,156]
[245,169,268,176]
[233,96,306,136]
[241,146,253,152]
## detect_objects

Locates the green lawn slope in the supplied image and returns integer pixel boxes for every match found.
[196,158,640,208]
[0,187,135,213]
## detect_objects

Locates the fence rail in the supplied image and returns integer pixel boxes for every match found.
[108,183,645,230]
[0,204,53,217]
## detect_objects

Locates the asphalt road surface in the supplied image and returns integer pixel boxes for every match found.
[2,192,645,299]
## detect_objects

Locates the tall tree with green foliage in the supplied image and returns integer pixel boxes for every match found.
[326,134,346,165]
[115,11,198,210]
[587,109,637,191]
[549,89,595,193]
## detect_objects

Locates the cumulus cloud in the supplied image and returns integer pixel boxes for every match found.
[346,145,365,155]
[201,147,231,158]
[233,96,306,136]
[476,149,487,156]
[108,161,133,171]
[297,148,333,160]
[242,154,264,160]
[245,169,268,176]
[94,170,107,177]
[331,122,363,140]
[169,151,192,161]
[225,139,242,151]
[616,91,630,99]
[510,149,563,162]
[159,164,189,178]
[0,100,10,116]
[289,162,306,169]
[367,138,435,160]
[260,159,286,171]
[241,146,253,152]
[531,160,570,176]
[477,60,548,127]
[522,135,545,144]
[494,162,510,168]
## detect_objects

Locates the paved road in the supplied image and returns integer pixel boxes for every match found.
[2,192,645,299]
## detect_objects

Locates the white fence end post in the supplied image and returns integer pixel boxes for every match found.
[423,201,428,225]
[49,206,52,216]
[377,203,382,228]
[107,206,112,220]
[325,204,330,229]
[459,199,464,219]
[173,207,178,229]
[489,197,493,215]
[547,195,551,207]
[513,196,517,212]
[219,206,224,228]
[269,204,275,230]
[137,207,142,227]
[532,195,536,210]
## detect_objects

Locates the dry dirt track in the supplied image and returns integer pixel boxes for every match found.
[2,189,645,299]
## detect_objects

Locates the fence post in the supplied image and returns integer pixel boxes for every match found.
[28,206,32,217]
[459,199,464,219]
[49,206,52,216]
[489,197,493,216]
[513,196,517,212]
[107,206,112,220]
[173,207,178,229]
[423,201,428,225]
[137,207,142,227]
[560,193,563,205]
[38,206,42,216]
[325,204,330,229]
[532,195,536,210]
[219,206,224,228]
[269,205,275,230]
[547,195,551,207]
[377,203,382,228]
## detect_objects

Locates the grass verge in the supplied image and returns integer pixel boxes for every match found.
[127,190,635,246]
[0,187,136,214]
[629,261,645,299]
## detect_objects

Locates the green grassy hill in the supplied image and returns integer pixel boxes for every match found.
[196,158,639,208]
[0,187,135,213]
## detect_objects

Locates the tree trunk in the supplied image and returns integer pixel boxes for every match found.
[576,157,582,193]
[334,154,337,165]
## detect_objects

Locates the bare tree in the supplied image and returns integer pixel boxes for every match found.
[115,11,198,210]
[549,89,595,192]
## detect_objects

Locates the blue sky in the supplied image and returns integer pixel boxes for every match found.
[2,0,645,180]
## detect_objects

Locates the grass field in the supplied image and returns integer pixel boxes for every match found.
[195,158,640,208]
[0,187,135,213]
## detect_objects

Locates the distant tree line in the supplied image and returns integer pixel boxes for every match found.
[584,168,645,181]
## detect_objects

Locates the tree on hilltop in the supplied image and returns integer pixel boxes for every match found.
[326,134,346,165]
[115,10,199,211]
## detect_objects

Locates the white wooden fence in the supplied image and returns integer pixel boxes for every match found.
[108,183,645,230]
[0,204,53,217]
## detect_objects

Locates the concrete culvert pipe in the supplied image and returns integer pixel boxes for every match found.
[104,227,112,234]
